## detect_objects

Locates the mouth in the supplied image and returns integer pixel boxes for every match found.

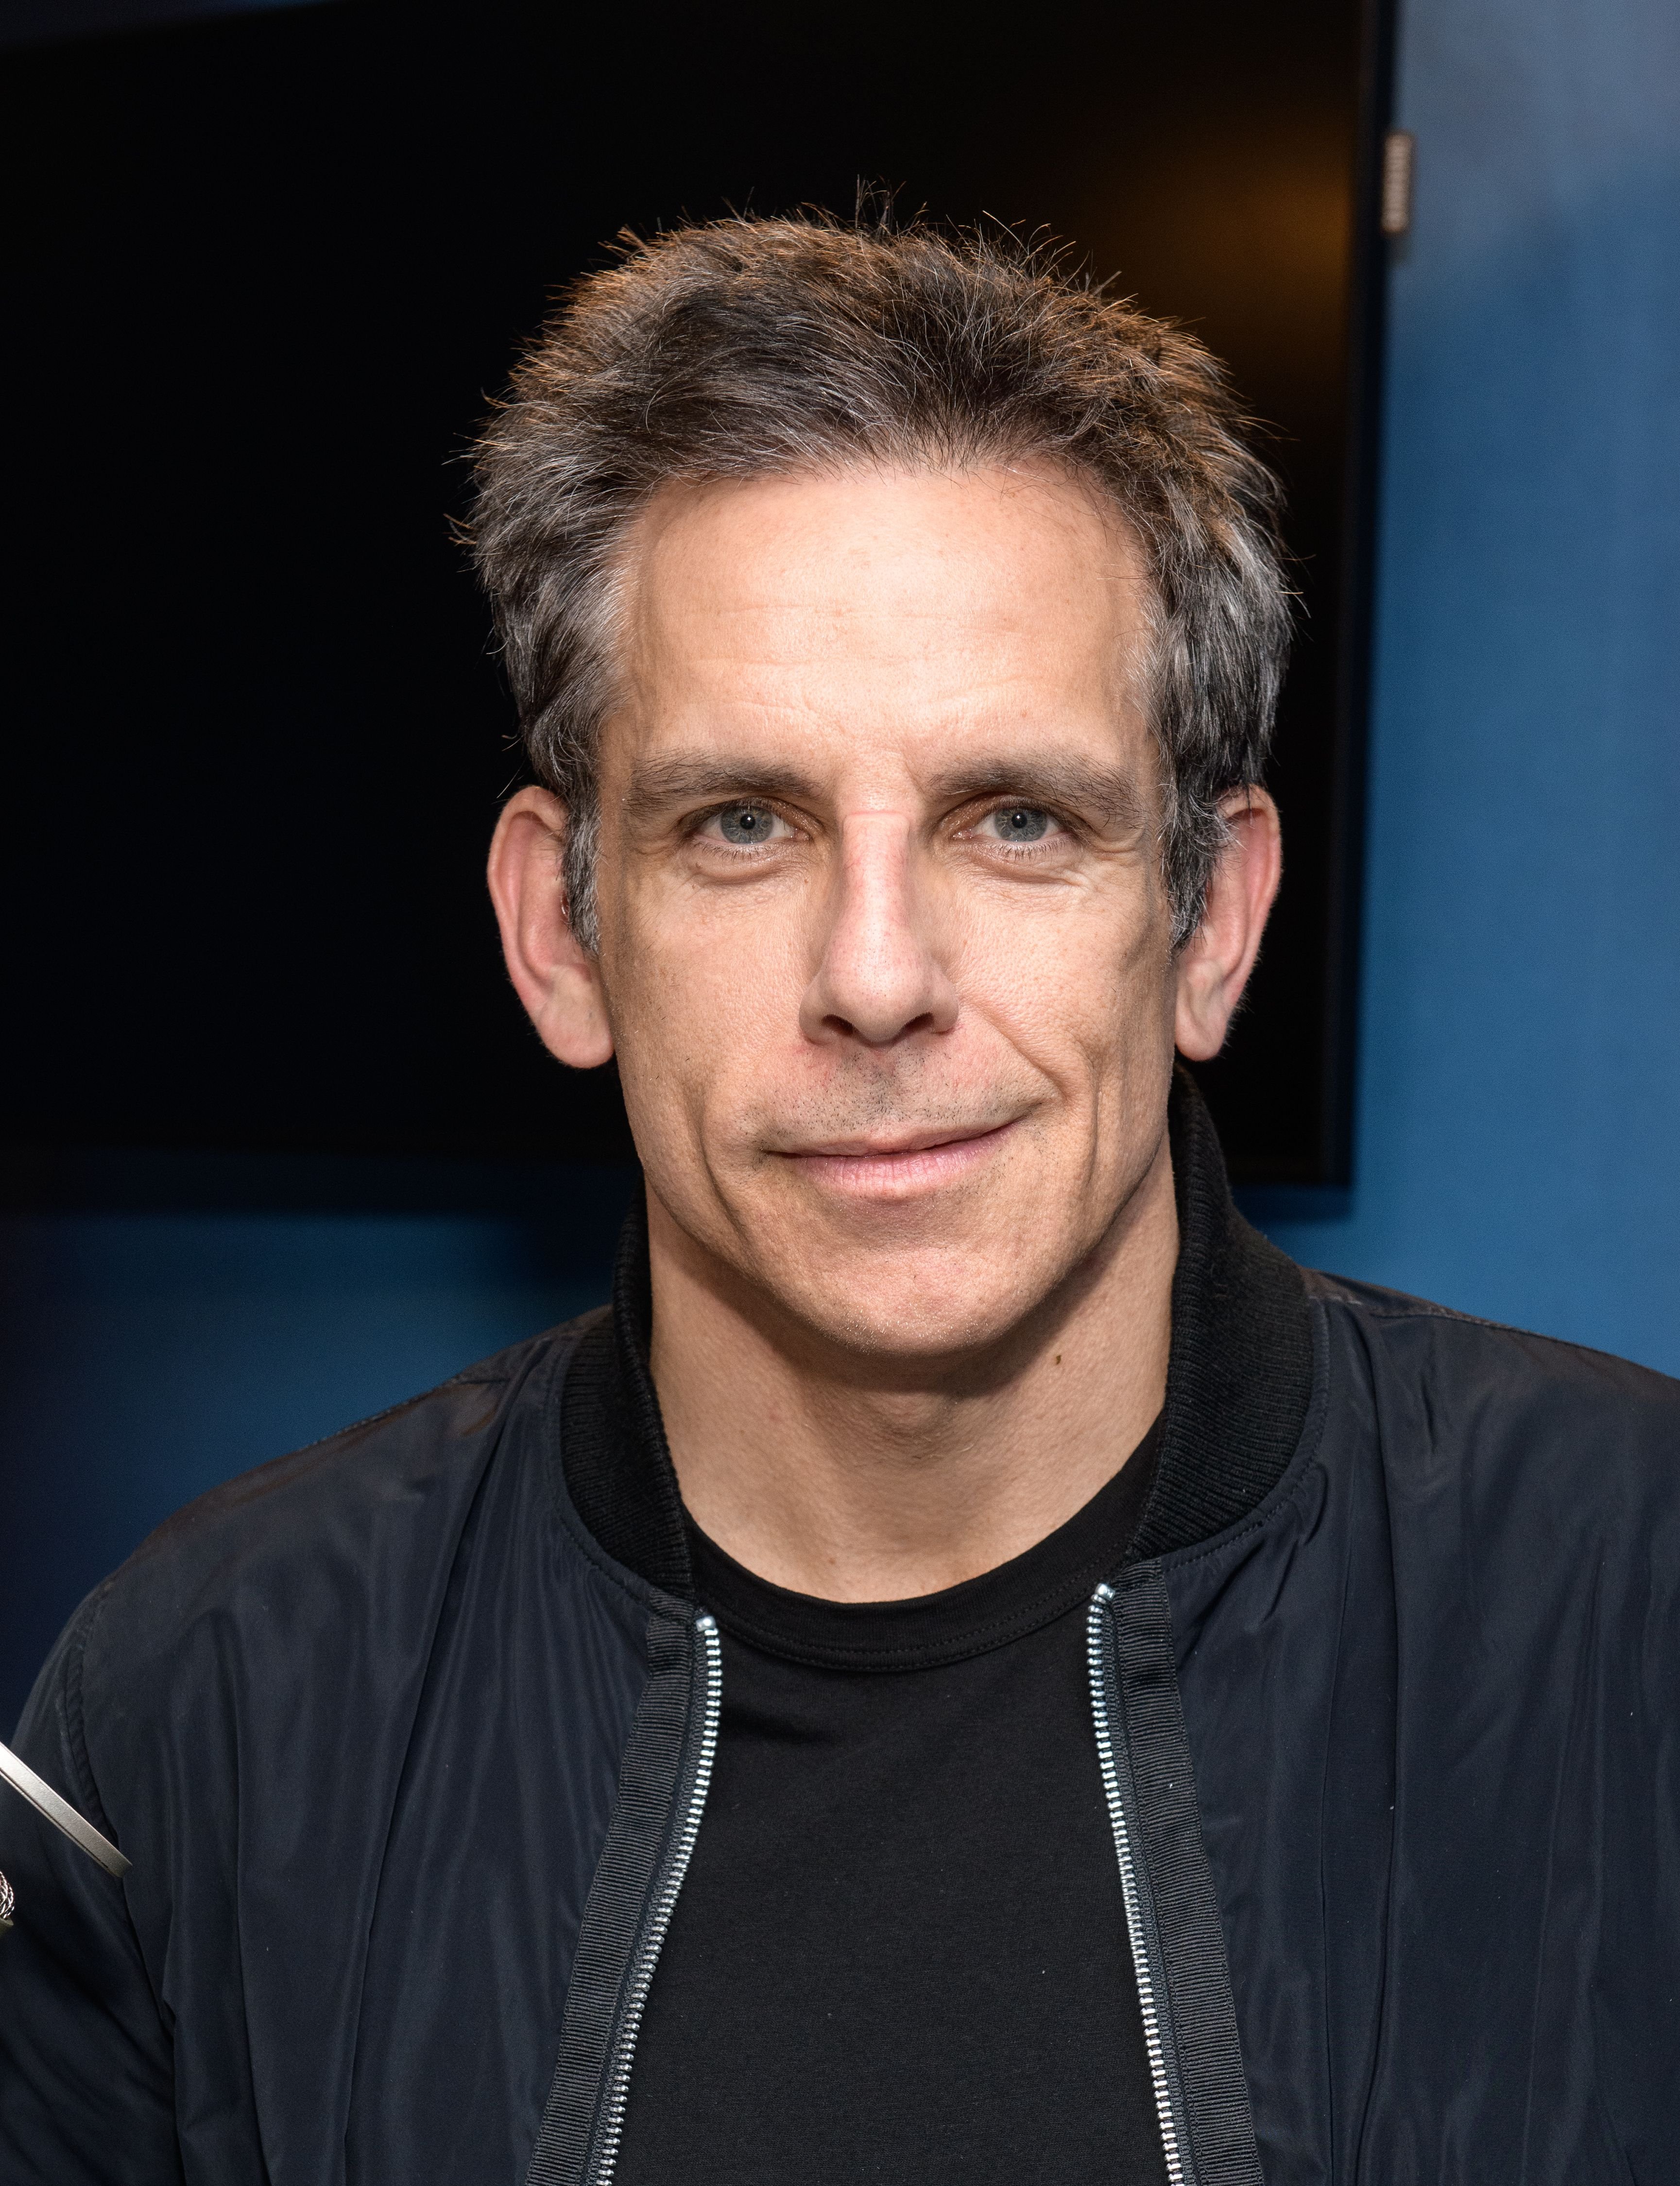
[776,1118,1020,1197]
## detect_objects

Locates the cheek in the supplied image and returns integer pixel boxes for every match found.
[603,878,811,1112]
[951,886,1174,1089]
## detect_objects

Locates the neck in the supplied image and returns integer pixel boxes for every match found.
[646,1138,1177,1601]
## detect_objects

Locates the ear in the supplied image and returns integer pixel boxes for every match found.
[1173,787,1283,1062]
[486,787,615,1068]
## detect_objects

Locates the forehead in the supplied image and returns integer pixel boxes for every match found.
[610,462,1154,772]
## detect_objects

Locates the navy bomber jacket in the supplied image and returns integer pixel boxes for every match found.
[2,1075,1678,2185]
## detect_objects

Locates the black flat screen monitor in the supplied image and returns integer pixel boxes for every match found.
[1,0,1394,1189]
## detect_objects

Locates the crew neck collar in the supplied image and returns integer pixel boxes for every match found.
[558,1067,1314,1600]
[688,1412,1162,1671]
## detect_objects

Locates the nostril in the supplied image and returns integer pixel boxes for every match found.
[819,1009,943,1046]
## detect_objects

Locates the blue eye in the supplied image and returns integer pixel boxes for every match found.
[716,803,776,844]
[990,806,1052,843]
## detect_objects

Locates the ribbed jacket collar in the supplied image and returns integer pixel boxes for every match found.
[560,1067,1314,1595]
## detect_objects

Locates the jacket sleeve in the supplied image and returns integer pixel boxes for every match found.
[0,1586,184,2185]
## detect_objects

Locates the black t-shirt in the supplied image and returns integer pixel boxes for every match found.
[614,1417,1170,2186]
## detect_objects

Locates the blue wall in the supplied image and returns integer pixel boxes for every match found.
[1258,0,1680,1370]
[2,0,1677,1725]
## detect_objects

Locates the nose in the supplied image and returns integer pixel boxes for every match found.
[798,811,960,1047]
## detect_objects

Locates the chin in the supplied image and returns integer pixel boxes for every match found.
[764,1245,1062,1367]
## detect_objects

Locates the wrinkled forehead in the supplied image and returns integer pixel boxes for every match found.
[604,460,1158,781]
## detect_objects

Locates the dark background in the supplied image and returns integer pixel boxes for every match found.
[1,0,1392,1188]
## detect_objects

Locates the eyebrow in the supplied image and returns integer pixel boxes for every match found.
[619,755,824,825]
[922,756,1152,832]
[618,749,1152,833]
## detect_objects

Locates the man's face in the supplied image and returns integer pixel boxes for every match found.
[592,461,1180,1363]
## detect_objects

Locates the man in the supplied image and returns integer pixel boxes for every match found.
[1,215,1676,2185]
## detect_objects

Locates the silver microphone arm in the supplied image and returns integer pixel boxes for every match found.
[0,1737,131,1905]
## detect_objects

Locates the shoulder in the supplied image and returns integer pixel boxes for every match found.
[1304,1267,1680,1515]
[8,1311,621,1978]
[72,1314,597,1713]
[1305,1264,1679,1413]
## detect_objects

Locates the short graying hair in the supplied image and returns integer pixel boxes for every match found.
[471,212,1289,949]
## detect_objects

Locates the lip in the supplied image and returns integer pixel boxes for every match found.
[777,1117,1019,1197]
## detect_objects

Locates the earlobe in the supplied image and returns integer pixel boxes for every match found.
[486,787,616,1069]
[1173,787,1283,1063]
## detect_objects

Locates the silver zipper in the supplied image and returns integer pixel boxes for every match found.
[588,1611,723,2186]
[1087,1584,1189,2186]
